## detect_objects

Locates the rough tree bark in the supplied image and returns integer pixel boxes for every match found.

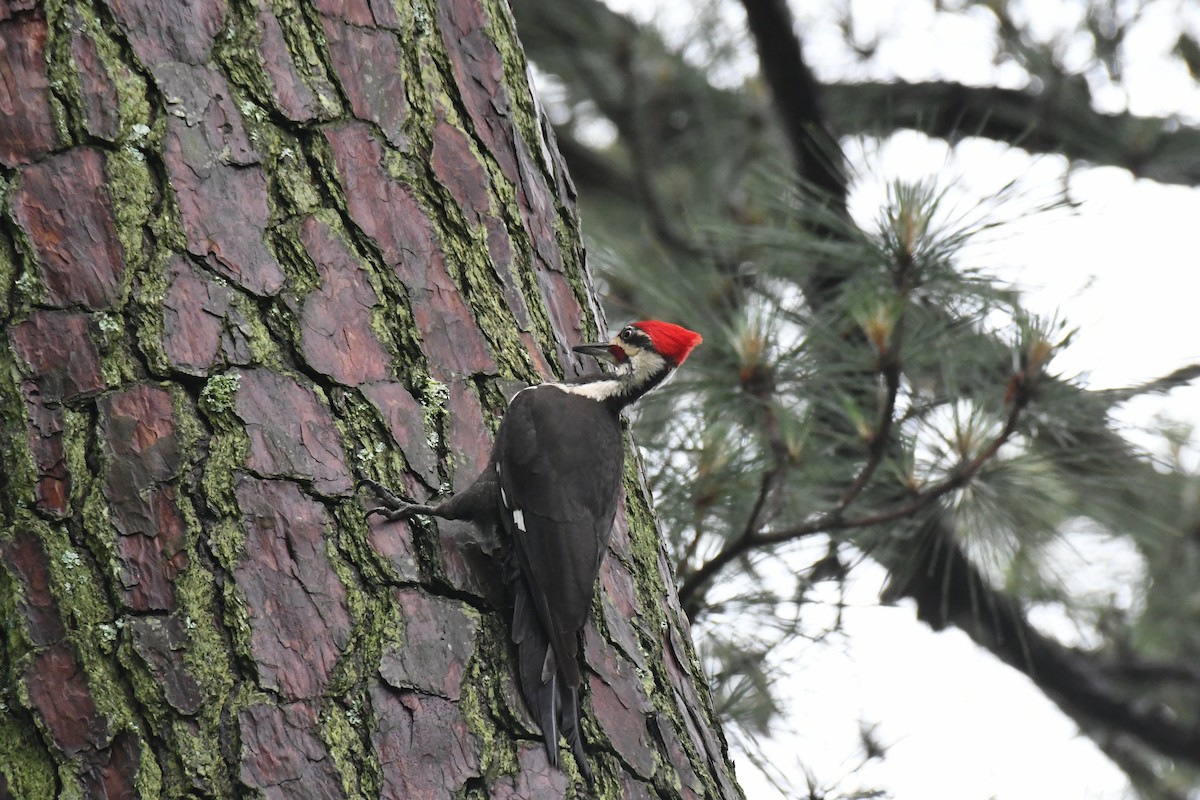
[0,1,742,798]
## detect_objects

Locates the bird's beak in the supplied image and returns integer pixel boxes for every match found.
[573,341,623,364]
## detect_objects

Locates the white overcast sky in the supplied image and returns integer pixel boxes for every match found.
[585,0,1200,798]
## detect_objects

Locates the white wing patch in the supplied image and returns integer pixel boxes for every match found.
[512,508,527,532]
[497,463,510,507]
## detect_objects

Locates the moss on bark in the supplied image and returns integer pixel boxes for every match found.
[0,0,741,796]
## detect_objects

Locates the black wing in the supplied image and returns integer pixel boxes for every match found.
[496,385,622,781]
[495,385,623,686]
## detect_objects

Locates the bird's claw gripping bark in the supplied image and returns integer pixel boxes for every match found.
[359,478,419,521]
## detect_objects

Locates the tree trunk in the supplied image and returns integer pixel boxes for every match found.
[0,2,742,797]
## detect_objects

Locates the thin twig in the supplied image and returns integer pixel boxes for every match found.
[679,376,1029,615]
[833,354,903,512]
[762,383,1026,545]
[680,395,789,617]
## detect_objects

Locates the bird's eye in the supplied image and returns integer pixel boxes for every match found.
[620,328,635,342]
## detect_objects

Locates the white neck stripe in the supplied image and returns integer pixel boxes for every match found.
[553,379,625,401]
[522,349,671,405]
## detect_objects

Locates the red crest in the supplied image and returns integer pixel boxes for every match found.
[633,321,703,365]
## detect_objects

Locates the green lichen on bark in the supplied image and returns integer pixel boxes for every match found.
[321,579,394,798]
[0,349,37,513]
[387,0,438,154]
[0,544,53,800]
[268,214,323,297]
[175,555,238,705]
[199,373,241,416]
[333,496,416,586]
[443,0,576,372]
[104,146,155,278]
[215,1,281,119]
[300,129,431,384]
[217,572,258,672]
[339,390,408,485]
[322,513,367,660]
[468,0,600,347]
[140,129,187,254]
[197,384,250,520]
[114,632,183,789]
[41,0,84,143]
[440,231,531,381]
[5,185,44,312]
[94,313,140,389]
[169,711,234,797]
[321,697,379,799]
[39,3,75,148]
[457,638,508,778]
[264,132,326,219]
[263,0,343,118]
[311,512,380,799]
[0,229,15,322]
[70,398,113,543]
[0,710,56,800]
[478,0,545,179]
[132,735,166,798]
[36,513,111,633]
[116,557,234,795]
[234,91,327,224]
[327,540,391,694]
[130,252,173,377]
[170,561,241,795]
[620,448,733,798]
[230,288,285,368]
[551,193,600,341]
[206,515,247,578]
[356,22,535,383]
[14,517,165,794]
[44,0,153,146]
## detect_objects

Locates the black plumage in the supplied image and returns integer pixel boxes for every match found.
[496,386,623,780]
[362,320,702,783]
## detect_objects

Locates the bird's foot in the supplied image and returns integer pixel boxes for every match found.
[359,478,422,521]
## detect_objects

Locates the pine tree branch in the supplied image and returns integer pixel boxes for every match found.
[678,347,912,617]
[885,513,1200,771]
[678,372,1028,617]
[679,385,792,619]
[1094,733,1194,800]
[1099,656,1200,688]
[738,0,848,211]
[1095,363,1200,405]
[824,80,1200,186]
[771,378,1025,541]
[513,0,1200,190]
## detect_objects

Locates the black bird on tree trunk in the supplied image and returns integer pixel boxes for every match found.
[364,320,702,783]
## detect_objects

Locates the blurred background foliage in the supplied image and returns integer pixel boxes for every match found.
[509,0,1200,797]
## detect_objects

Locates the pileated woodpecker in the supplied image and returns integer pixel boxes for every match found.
[362,320,702,782]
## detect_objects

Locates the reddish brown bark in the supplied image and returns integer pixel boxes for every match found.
[11,148,126,309]
[0,2,742,798]
[0,11,59,165]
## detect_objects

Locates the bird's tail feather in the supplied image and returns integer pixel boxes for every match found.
[511,571,593,783]
[562,684,594,784]
[538,673,560,767]
[513,578,560,766]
